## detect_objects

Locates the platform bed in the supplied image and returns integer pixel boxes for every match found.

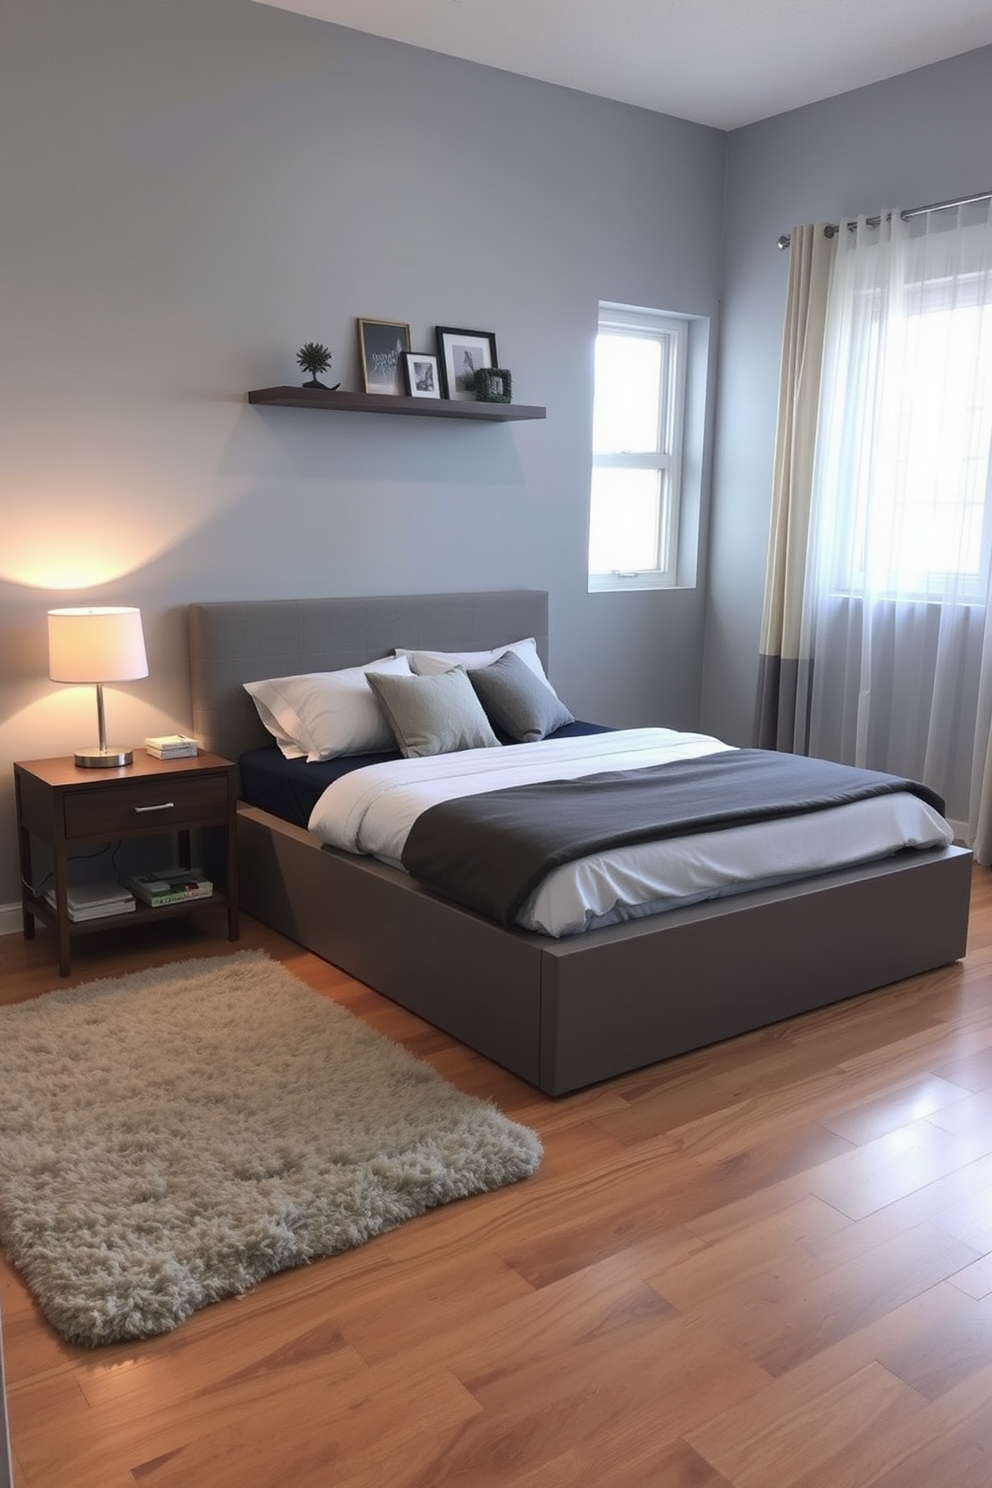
[189,590,973,1097]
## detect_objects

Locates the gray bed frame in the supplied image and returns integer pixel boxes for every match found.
[188,590,973,1097]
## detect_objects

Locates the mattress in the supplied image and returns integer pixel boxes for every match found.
[238,719,613,828]
[305,728,955,937]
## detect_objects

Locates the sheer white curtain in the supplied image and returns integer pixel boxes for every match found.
[796,200,992,850]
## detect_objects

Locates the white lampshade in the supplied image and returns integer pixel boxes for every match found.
[48,607,148,683]
[48,607,148,767]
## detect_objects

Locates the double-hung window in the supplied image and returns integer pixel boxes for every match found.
[588,303,688,592]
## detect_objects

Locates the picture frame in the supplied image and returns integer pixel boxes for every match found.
[403,352,441,399]
[357,318,412,395]
[474,367,513,404]
[435,326,499,400]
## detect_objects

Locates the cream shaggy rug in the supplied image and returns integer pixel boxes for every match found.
[0,951,541,1348]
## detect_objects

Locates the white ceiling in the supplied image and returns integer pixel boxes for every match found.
[253,0,992,130]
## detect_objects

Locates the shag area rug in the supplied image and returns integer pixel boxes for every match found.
[0,950,541,1348]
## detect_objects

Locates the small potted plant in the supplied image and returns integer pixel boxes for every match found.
[296,341,339,390]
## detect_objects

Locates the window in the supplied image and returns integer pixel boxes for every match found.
[842,290,992,601]
[588,304,688,592]
[814,232,992,606]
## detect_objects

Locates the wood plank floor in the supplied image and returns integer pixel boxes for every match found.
[3,874,992,1487]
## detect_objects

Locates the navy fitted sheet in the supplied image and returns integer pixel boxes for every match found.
[239,719,614,829]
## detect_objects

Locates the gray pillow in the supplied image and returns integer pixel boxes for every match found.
[365,665,501,758]
[468,648,575,742]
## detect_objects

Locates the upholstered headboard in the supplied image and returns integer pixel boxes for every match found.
[188,590,550,765]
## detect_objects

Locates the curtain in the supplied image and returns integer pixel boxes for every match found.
[795,200,992,851]
[754,224,835,750]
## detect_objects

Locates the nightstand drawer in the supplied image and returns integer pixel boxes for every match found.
[62,773,231,838]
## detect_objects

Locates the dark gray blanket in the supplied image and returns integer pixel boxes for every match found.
[400,748,946,927]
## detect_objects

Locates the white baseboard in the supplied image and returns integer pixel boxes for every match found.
[0,903,23,937]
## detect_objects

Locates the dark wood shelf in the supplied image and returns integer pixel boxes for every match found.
[247,386,546,422]
[23,890,232,938]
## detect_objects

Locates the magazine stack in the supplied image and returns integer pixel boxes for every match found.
[45,881,136,922]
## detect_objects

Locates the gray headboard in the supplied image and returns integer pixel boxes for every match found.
[188,590,550,764]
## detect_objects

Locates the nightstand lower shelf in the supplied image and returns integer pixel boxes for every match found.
[22,890,234,941]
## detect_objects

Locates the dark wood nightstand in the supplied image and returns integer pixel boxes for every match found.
[14,751,240,976]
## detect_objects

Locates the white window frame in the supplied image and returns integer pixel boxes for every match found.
[588,303,688,593]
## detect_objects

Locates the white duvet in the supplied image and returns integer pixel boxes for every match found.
[307,728,954,937]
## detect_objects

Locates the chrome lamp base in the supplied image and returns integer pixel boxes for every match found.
[74,745,134,768]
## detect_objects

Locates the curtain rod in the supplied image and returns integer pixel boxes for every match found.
[776,189,992,249]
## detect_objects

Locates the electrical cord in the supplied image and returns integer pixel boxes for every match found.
[22,841,126,898]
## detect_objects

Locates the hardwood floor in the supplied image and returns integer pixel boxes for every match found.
[4,876,992,1486]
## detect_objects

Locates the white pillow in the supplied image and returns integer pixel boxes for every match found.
[396,636,551,684]
[244,654,411,761]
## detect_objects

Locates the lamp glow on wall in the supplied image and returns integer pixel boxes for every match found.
[48,607,148,768]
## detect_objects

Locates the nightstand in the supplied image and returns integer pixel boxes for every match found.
[14,751,240,976]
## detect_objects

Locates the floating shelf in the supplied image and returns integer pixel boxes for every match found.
[247,386,546,422]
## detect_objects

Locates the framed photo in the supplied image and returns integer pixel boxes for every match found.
[357,318,412,395]
[435,326,499,400]
[474,367,513,404]
[403,352,441,399]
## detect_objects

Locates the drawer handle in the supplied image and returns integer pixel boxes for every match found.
[133,802,176,813]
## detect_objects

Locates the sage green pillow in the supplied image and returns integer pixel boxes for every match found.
[366,665,501,758]
[468,648,575,742]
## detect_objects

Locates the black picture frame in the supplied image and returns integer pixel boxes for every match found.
[403,352,441,399]
[357,318,412,395]
[435,326,499,400]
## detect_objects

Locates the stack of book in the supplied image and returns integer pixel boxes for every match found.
[145,734,198,760]
[129,871,213,908]
[45,881,136,922]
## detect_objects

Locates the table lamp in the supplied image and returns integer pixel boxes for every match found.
[48,606,148,767]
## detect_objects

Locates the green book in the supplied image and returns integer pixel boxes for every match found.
[129,873,213,907]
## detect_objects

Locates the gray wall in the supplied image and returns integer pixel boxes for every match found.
[3,0,991,920]
[0,0,725,909]
[703,43,992,745]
